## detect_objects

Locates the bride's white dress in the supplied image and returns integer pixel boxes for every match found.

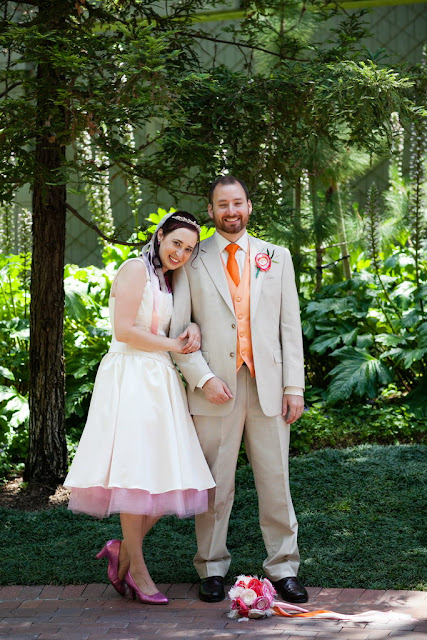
[64,258,215,518]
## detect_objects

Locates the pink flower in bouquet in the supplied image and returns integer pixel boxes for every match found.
[262,578,277,600]
[253,596,271,612]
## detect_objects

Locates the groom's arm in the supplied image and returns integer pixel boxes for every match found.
[280,247,305,389]
[279,248,305,423]
[170,266,213,391]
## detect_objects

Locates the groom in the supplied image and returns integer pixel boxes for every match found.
[171,175,307,604]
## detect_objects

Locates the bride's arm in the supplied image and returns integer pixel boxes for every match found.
[113,261,188,354]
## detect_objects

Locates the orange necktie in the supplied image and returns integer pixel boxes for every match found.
[225,243,240,287]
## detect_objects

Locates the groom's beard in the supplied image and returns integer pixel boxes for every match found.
[212,212,250,236]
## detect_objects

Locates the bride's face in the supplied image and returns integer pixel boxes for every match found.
[158,227,198,272]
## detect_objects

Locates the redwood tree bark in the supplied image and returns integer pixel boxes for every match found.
[25,4,68,484]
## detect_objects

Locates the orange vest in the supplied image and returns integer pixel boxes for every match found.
[222,248,255,377]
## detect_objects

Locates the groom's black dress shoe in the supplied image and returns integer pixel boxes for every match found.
[272,577,308,603]
[199,576,225,602]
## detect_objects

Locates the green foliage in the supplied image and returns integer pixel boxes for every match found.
[1,0,421,218]
[0,445,425,590]
[0,381,28,478]
[290,403,425,455]
[63,263,112,437]
[157,60,417,224]
[301,248,427,407]
[326,348,393,404]
[0,252,30,477]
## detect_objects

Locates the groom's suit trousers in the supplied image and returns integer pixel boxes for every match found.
[193,364,300,581]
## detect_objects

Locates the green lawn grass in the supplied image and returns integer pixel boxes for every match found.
[1,444,425,590]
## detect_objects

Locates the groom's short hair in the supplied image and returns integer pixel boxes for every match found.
[208,175,250,205]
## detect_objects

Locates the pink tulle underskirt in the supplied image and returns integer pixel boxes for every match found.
[67,486,209,519]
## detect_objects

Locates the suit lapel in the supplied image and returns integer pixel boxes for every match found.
[249,235,269,319]
[199,235,235,314]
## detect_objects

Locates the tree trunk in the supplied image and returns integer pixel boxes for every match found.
[25,8,67,485]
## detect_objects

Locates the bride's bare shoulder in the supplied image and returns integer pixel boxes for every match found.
[112,259,147,296]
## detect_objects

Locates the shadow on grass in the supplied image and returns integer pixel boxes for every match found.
[0,444,425,589]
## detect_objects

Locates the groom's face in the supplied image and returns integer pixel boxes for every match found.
[208,182,252,239]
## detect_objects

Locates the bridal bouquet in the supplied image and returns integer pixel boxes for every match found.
[228,575,276,619]
[228,575,417,624]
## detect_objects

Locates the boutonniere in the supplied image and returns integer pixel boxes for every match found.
[254,249,278,278]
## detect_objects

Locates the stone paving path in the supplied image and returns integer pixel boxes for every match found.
[0,584,426,640]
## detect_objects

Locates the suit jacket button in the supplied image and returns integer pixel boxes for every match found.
[231,324,236,329]
[230,352,235,357]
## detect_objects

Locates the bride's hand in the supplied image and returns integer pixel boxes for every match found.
[178,322,201,354]
[169,337,190,354]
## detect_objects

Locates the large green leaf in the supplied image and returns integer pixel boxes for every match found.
[356,334,374,348]
[374,333,405,347]
[326,347,393,404]
[64,280,99,323]
[401,309,425,329]
[302,319,315,340]
[0,366,14,381]
[382,345,427,369]
[341,328,359,345]
[0,385,29,429]
[311,334,342,354]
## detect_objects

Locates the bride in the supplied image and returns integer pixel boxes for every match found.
[64,212,214,605]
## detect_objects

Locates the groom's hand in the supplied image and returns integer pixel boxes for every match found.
[202,377,233,404]
[282,394,304,424]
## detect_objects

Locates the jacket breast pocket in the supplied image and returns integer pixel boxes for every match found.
[262,277,280,297]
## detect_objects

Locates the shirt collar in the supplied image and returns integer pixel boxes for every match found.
[214,230,249,253]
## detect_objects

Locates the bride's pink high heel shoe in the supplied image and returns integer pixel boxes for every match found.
[124,570,168,605]
[96,539,127,596]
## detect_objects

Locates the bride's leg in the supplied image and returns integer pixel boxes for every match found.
[119,513,160,594]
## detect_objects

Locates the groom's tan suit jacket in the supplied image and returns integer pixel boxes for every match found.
[171,233,304,415]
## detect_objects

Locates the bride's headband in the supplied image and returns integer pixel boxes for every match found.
[172,215,201,233]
